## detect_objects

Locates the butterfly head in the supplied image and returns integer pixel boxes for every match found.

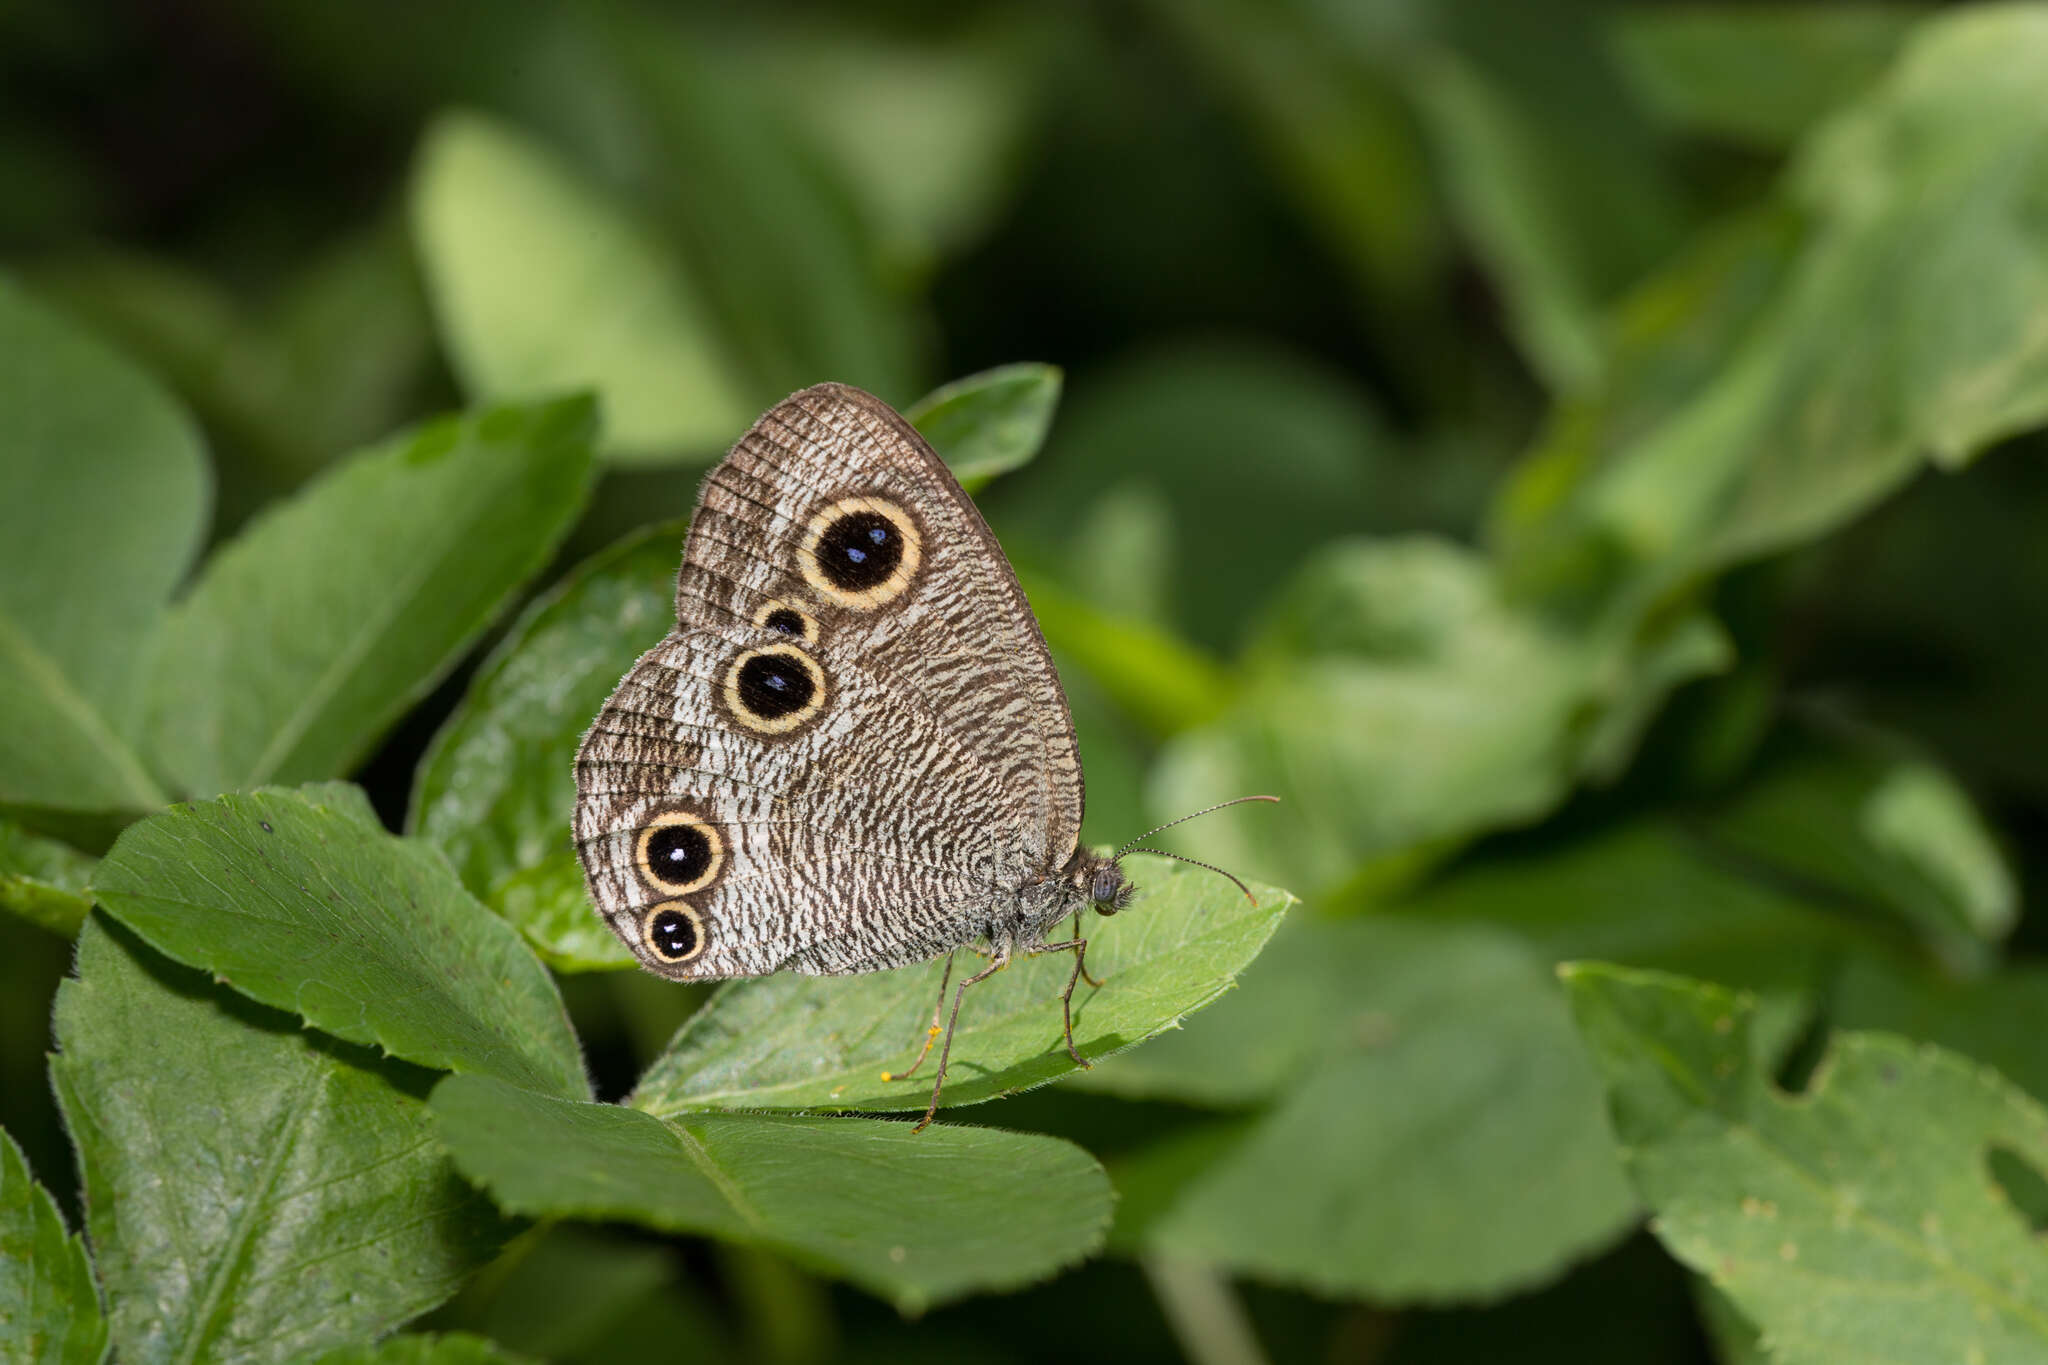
[1081,857,1135,916]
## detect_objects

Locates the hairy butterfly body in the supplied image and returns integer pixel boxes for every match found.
[574,383,1136,1127]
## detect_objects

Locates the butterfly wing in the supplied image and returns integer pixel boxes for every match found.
[574,384,1084,980]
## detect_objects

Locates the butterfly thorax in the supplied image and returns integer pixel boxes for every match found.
[989,849,1129,954]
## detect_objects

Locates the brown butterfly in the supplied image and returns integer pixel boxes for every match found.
[573,383,1269,1127]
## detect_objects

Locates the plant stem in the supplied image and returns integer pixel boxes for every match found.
[1142,1255,1271,1365]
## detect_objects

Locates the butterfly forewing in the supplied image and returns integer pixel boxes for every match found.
[573,384,1086,980]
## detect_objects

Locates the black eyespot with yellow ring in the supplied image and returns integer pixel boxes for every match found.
[634,810,723,896]
[641,900,706,964]
[752,598,819,645]
[721,642,828,735]
[799,495,922,610]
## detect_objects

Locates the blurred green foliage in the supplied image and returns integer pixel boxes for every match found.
[7,1,2048,1362]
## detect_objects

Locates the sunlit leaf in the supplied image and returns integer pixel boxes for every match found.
[412,112,756,465]
[145,396,595,797]
[51,917,509,1363]
[91,785,588,1100]
[630,856,1290,1116]
[906,362,1062,492]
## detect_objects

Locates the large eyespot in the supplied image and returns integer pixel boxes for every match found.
[640,900,706,964]
[721,643,827,734]
[635,810,723,895]
[799,495,922,610]
[752,598,819,645]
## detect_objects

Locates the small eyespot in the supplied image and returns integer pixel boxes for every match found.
[641,900,706,964]
[721,643,827,734]
[799,495,922,609]
[752,599,819,644]
[635,810,723,895]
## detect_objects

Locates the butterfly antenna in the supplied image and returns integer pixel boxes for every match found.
[1111,794,1279,862]
[1116,848,1259,905]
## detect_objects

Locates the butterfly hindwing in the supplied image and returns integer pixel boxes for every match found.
[573,384,1085,980]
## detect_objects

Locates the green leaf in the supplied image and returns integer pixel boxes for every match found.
[1065,912,1341,1109]
[51,916,511,1363]
[0,1125,105,1365]
[411,112,756,465]
[606,12,924,404]
[1016,570,1235,740]
[1151,537,1727,893]
[1612,3,1924,149]
[721,21,1044,276]
[0,276,206,812]
[309,1334,540,1365]
[1490,205,1799,609]
[90,785,588,1100]
[1140,0,1442,312]
[1564,962,2048,1365]
[1500,8,2048,617]
[32,221,434,484]
[0,819,95,937]
[431,1225,731,1362]
[431,1072,1113,1314]
[411,523,679,971]
[1835,954,2048,1109]
[629,856,1291,1116]
[990,341,1395,654]
[1111,918,1637,1303]
[1697,728,2016,971]
[1394,818,1867,994]
[1693,1278,1771,1365]
[904,362,1061,492]
[145,396,596,797]
[1400,0,1691,392]
[1105,916,1630,1301]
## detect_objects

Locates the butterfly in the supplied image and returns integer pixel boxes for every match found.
[573,383,1269,1128]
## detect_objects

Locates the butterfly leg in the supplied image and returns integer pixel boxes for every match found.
[1068,912,1103,988]
[1026,935,1094,1070]
[913,947,1011,1133]
[880,951,956,1084]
